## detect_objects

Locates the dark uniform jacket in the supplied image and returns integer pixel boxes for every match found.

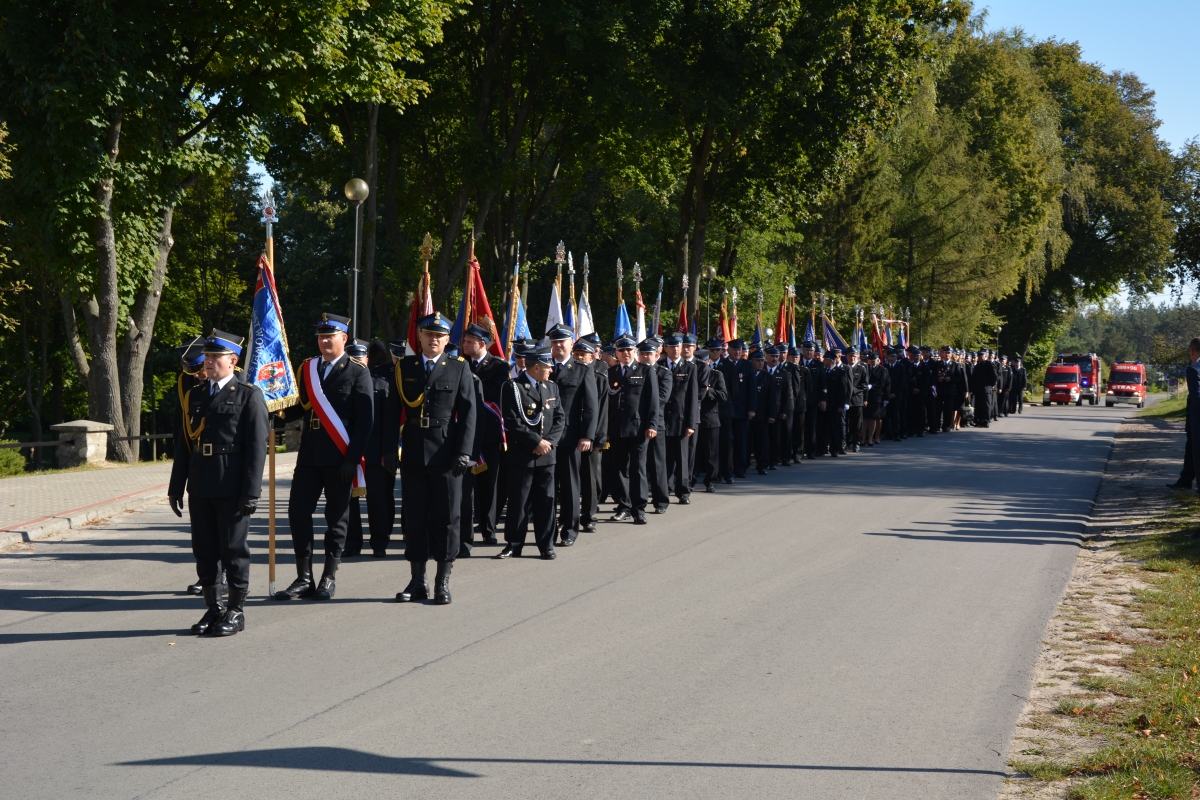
[848,363,869,407]
[698,367,728,429]
[868,363,890,407]
[652,362,673,432]
[469,353,511,448]
[607,362,662,439]
[718,357,756,420]
[552,357,599,446]
[935,359,963,399]
[169,377,269,500]
[1012,366,1028,394]
[753,368,779,420]
[285,355,374,468]
[970,360,998,393]
[385,353,478,468]
[364,364,393,465]
[822,365,852,408]
[784,362,810,409]
[803,359,824,407]
[886,359,909,399]
[172,371,205,450]
[502,373,566,468]
[660,358,699,435]
[769,365,793,416]
[592,358,610,448]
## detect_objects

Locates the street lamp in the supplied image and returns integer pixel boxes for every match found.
[704,266,717,341]
[918,297,927,347]
[344,178,370,339]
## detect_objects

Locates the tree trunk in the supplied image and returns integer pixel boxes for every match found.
[117,202,178,453]
[88,108,133,462]
[21,290,48,469]
[362,102,379,341]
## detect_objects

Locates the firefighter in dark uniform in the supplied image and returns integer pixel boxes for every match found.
[174,335,217,597]
[579,334,608,533]
[459,323,509,547]
[885,347,909,441]
[168,330,268,637]
[276,313,374,602]
[345,339,394,558]
[608,335,661,524]
[934,346,962,432]
[659,334,698,503]
[680,334,703,488]
[383,312,477,605]
[642,339,673,513]
[845,347,867,451]
[819,348,850,456]
[748,348,773,473]
[765,345,793,466]
[497,344,566,559]
[783,347,808,464]
[548,324,598,546]
[970,350,997,427]
[709,339,737,482]
[721,339,756,478]
[697,347,729,490]
[801,342,824,458]
[1012,357,1027,414]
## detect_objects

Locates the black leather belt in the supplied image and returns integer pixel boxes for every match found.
[201,443,241,456]
[408,417,450,428]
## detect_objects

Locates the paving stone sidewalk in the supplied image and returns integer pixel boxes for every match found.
[0,453,297,550]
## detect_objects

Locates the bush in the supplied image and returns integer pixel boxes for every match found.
[0,441,26,477]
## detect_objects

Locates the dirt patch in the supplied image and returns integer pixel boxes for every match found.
[999,414,1187,799]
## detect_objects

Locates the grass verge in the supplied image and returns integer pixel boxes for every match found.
[1016,498,1200,798]
[1140,393,1187,421]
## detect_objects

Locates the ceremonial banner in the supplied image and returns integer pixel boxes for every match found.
[576,289,595,338]
[635,289,647,342]
[450,255,506,358]
[248,254,299,412]
[405,269,434,356]
[717,294,731,342]
[614,301,633,340]
[675,299,689,335]
[545,280,564,335]
[823,316,849,352]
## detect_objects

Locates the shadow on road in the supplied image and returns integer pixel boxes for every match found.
[119,745,1008,778]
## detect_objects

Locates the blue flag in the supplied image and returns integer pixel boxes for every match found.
[614,301,632,339]
[823,317,849,352]
[503,295,531,363]
[247,255,299,411]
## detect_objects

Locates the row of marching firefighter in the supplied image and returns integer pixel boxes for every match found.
[167,310,1029,637]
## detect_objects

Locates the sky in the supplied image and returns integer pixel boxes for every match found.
[982,1,1200,306]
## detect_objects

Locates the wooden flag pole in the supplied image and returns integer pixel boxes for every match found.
[261,190,278,598]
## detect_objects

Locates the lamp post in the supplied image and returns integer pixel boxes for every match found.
[344,178,370,339]
[704,266,716,341]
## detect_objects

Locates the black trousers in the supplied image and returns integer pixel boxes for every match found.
[926,395,940,432]
[939,393,957,431]
[1179,425,1195,487]
[750,420,770,471]
[846,406,863,446]
[581,447,603,525]
[686,428,698,488]
[718,419,734,480]
[555,446,583,541]
[696,425,720,488]
[779,414,794,463]
[731,418,751,476]
[189,494,251,591]
[805,405,820,455]
[601,446,617,504]
[666,434,691,499]
[973,390,991,426]
[611,436,649,513]
[474,443,503,538]
[647,431,670,507]
[819,407,844,454]
[400,464,462,563]
[791,410,805,458]
[505,464,556,553]
[288,464,353,560]
[886,399,903,439]
[345,463,396,555]
[766,420,781,465]
[907,392,925,435]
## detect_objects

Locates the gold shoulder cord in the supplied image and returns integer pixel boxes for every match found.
[395,361,425,421]
[300,359,313,412]
[181,383,205,452]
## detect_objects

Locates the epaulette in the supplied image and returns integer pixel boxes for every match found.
[456,356,465,362]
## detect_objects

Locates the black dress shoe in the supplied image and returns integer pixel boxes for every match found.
[186,581,204,596]
[653,505,668,514]
[211,588,246,637]
[757,469,768,474]
[458,547,472,558]
[312,557,340,601]
[582,523,597,533]
[434,562,452,605]
[273,556,314,601]
[482,536,499,545]
[342,550,361,558]
[633,513,648,525]
[372,550,387,558]
[190,586,225,635]
[678,496,691,505]
[1167,481,1192,490]
[558,536,575,547]
[540,550,557,560]
[611,510,632,522]
[496,544,523,558]
[705,485,716,493]
[396,562,428,602]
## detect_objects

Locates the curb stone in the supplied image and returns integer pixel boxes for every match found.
[0,484,169,552]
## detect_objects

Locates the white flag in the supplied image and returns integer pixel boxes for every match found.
[545,280,564,335]
[635,291,647,342]
[576,289,595,337]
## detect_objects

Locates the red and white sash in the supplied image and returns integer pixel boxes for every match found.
[303,358,366,491]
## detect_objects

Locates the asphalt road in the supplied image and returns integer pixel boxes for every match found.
[0,400,1135,799]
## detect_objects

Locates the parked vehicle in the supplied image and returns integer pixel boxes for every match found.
[1056,353,1103,405]
[1042,364,1083,406]
[1104,361,1147,408]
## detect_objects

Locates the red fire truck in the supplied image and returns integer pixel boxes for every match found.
[1056,353,1103,405]
[1043,364,1083,406]
[1104,361,1147,408]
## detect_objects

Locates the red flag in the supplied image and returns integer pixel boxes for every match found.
[718,294,730,342]
[675,299,689,334]
[405,270,434,355]
[465,256,506,359]
[775,296,788,346]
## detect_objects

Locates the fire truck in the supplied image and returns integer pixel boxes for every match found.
[1043,364,1083,406]
[1055,353,1103,405]
[1104,361,1147,408]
